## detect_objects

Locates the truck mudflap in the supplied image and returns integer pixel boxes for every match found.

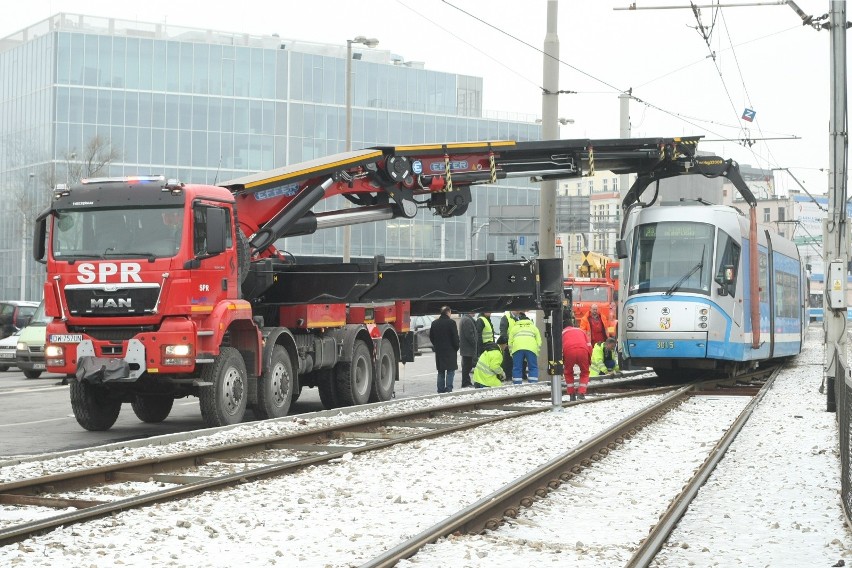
[75,339,147,383]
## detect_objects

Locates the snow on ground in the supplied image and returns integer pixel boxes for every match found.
[2,326,851,567]
[0,394,667,566]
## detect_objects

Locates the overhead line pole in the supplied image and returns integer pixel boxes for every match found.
[539,0,563,408]
[823,0,847,413]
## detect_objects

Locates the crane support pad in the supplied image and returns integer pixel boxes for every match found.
[244,258,563,316]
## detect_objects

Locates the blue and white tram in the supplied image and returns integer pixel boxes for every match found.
[618,204,806,377]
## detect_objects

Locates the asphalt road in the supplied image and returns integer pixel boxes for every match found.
[0,351,449,459]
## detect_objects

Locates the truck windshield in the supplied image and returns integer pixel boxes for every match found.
[52,207,183,260]
[628,221,714,296]
[578,286,609,302]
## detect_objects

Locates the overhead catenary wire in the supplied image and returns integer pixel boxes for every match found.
[438,0,797,149]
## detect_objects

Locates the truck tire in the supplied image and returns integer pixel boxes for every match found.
[335,340,373,407]
[316,369,338,409]
[255,345,293,419]
[23,370,42,379]
[131,395,174,423]
[369,338,396,402]
[199,347,248,427]
[69,381,122,431]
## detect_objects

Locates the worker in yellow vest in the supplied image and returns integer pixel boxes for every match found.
[508,312,541,384]
[475,312,495,356]
[473,335,508,388]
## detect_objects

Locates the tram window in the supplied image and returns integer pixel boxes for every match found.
[714,230,740,297]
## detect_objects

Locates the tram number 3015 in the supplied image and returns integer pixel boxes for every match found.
[657,341,675,349]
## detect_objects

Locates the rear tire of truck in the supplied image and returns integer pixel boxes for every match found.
[131,395,174,423]
[69,380,122,431]
[316,369,338,409]
[255,345,293,420]
[370,338,396,402]
[199,347,248,427]
[23,370,42,379]
[335,340,373,407]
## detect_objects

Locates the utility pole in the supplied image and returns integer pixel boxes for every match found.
[823,0,847,412]
[539,0,563,408]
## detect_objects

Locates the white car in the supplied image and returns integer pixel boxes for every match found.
[0,330,20,372]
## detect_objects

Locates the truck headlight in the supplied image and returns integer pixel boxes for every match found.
[162,344,193,366]
[164,344,193,357]
[45,345,64,357]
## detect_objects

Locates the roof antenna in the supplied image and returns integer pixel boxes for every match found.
[214,155,222,186]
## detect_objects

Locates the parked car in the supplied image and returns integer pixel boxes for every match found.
[0,330,20,372]
[0,300,39,339]
[16,300,49,379]
[411,315,437,354]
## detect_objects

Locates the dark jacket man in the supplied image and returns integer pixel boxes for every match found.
[429,308,460,372]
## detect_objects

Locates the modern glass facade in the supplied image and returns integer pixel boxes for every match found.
[0,13,543,301]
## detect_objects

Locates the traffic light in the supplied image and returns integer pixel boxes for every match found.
[530,241,539,255]
[507,238,518,255]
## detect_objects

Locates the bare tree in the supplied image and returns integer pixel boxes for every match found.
[4,135,121,299]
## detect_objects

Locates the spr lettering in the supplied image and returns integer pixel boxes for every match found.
[77,262,142,283]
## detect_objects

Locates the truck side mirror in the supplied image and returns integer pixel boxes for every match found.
[205,208,228,256]
[615,239,628,259]
[33,217,46,263]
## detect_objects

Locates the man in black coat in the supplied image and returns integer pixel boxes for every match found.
[429,306,460,393]
[458,312,478,388]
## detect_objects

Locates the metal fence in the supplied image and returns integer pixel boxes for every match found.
[837,360,852,524]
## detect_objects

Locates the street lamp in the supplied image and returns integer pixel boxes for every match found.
[19,172,35,300]
[342,35,379,263]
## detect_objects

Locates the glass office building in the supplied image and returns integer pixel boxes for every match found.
[0,13,543,301]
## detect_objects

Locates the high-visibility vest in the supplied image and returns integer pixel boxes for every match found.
[509,318,540,354]
[473,346,504,387]
[478,315,494,345]
[590,342,620,376]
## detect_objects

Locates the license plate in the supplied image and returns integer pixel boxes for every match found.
[656,341,675,349]
[49,334,83,343]
[0,352,13,359]
[33,363,46,370]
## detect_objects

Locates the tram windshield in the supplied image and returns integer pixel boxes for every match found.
[628,221,714,296]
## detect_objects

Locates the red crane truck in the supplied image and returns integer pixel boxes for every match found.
[33,136,744,430]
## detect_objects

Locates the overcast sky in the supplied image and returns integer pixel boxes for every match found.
[2,0,841,194]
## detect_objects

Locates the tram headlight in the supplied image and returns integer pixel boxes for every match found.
[699,308,709,315]
[627,322,634,328]
[699,323,708,329]
[627,315,634,322]
[627,307,635,315]
[700,315,708,322]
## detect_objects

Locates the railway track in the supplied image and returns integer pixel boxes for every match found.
[0,381,667,546]
[359,366,779,567]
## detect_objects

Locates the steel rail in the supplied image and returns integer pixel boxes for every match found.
[359,384,694,568]
[624,364,783,567]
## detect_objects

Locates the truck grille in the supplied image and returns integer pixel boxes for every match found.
[65,284,160,317]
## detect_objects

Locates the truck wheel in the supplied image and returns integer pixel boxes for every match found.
[199,346,248,427]
[23,370,42,379]
[335,340,373,407]
[255,345,293,420]
[370,338,396,402]
[131,395,174,423]
[316,369,338,409]
[69,381,122,431]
